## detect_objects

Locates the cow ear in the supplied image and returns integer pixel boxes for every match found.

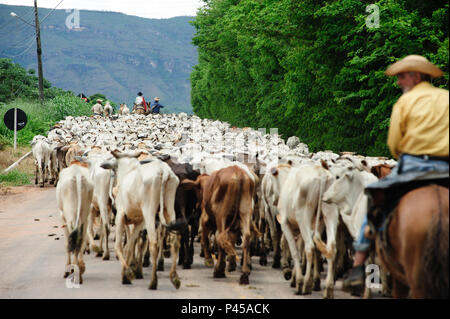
[100,160,116,170]
[140,159,153,165]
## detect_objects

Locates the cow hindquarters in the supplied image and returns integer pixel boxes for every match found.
[280,220,303,294]
[314,202,339,299]
[114,213,135,284]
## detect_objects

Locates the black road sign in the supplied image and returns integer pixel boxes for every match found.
[3,108,27,131]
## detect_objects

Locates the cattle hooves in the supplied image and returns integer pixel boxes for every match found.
[40,184,44,188]
[92,245,102,254]
[125,267,135,281]
[259,256,267,266]
[283,269,292,281]
[163,250,171,258]
[135,270,143,279]
[302,284,313,295]
[314,278,321,291]
[227,262,236,272]
[323,287,334,299]
[157,259,164,271]
[122,275,132,285]
[290,279,296,288]
[143,260,150,268]
[199,250,204,258]
[170,273,181,289]
[93,234,100,240]
[272,259,281,269]
[213,270,226,278]
[239,273,249,285]
[149,280,158,290]
[96,251,103,258]
[182,263,191,270]
[102,254,110,261]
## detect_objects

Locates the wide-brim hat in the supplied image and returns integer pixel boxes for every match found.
[96,99,103,102]
[154,97,160,101]
[385,55,444,78]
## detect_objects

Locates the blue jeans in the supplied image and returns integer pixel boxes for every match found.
[353,154,449,252]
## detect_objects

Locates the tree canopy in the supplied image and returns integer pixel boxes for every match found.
[190,0,448,156]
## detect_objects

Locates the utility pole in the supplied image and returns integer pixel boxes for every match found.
[34,0,45,102]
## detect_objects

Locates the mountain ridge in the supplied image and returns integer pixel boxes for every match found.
[0,4,198,113]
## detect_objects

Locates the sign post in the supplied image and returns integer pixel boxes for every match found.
[14,107,17,150]
[3,108,28,149]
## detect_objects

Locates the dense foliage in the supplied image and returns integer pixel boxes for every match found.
[0,59,91,146]
[0,58,66,103]
[190,0,448,156]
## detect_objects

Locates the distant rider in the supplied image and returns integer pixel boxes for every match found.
[91,99,103,116]
[151,97,164,114]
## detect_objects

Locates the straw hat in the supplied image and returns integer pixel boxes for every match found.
[385,55,444,78]
[154,97,160,102]
[96,99,103,103]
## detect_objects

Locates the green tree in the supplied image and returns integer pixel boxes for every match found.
[190,0,448,156]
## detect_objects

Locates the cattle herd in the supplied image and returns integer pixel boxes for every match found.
[29,112,397,298]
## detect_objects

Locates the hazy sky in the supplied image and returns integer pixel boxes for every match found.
[0,0,204,19]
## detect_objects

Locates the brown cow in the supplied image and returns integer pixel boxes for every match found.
[182,165,256,284]
[371,164,393,179]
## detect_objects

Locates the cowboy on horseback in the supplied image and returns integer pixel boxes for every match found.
[343,55,449,298]
[133,92,148,115]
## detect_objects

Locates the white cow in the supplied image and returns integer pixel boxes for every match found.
[323,168,378,240]
[101,150,181,290]
[260,163,292,276]
[77,154,115,260]
[31,136,51,187]
[277,162,335,296]
[56,163,94,284]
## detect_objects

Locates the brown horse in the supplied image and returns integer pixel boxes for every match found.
[371,184,449,298]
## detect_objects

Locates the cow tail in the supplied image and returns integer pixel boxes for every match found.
[159,167,170,227]
[313,172,331,259]
[217,175,241,256]
[69,174,82,252]
[109,171,116,215]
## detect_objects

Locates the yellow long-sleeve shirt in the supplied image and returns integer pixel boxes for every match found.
[387,81,449,159]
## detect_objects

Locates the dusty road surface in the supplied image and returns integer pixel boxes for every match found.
[0,185,385,299]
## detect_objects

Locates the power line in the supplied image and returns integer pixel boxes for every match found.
[41,0,65,24]
[2,38,36,58]
[0,0,65,56]
[0,7,35,31]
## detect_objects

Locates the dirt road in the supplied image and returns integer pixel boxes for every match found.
[0,185,383,299]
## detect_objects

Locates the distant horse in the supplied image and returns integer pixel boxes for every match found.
[119,104,129,115]
[368,184,449,298]
[104,103,113,117]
